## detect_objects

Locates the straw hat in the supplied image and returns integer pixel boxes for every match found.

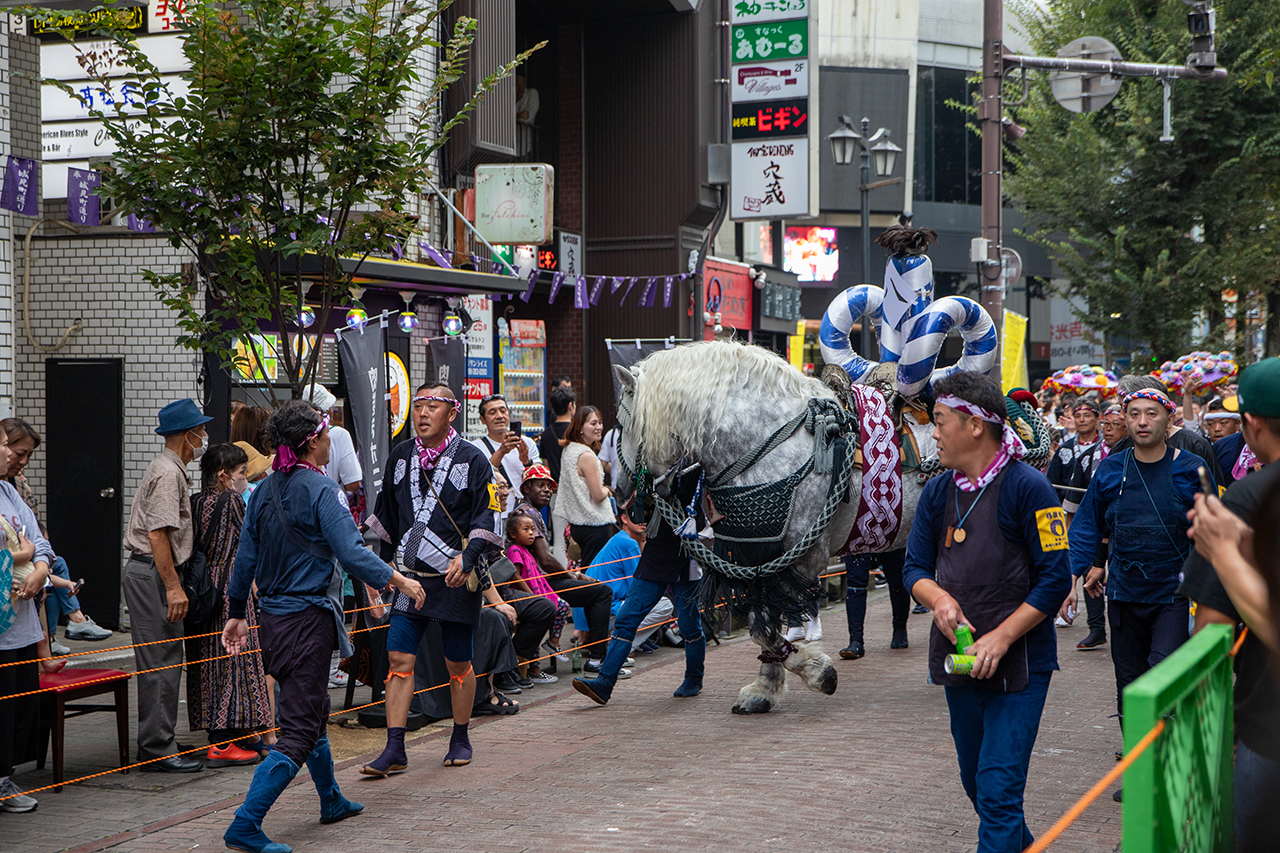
[234,441,275,480]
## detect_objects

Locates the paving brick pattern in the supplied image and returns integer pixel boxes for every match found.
[4,595,1125,853]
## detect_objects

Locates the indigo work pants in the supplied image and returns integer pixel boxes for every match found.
[844,550,910,643]
[944,671,1052,853]
[1108,599,1189,719]
[258,605,335,767]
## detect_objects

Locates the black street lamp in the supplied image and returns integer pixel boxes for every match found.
[826,115,902,359]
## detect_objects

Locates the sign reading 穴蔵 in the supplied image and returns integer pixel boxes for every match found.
[729,3,816,220]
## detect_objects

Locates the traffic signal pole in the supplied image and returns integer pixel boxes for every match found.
[979,0,1226,374]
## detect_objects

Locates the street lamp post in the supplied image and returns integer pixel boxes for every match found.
[827,115,902,359]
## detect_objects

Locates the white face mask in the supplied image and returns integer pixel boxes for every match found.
[188,431,207,460]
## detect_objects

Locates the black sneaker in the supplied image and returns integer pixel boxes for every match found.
[1077,629,1107,650]
[913,603,929,614]
[493,671,523,694]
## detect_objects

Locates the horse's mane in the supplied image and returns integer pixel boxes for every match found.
[630,340,831,465]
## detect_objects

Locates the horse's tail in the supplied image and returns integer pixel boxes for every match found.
[896,297,999,397]
[819,285,884,384]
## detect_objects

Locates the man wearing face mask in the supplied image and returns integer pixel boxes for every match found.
[123,399,213,773]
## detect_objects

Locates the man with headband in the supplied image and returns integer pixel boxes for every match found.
[903,372,1070,852]
[1046,393,1109,649]
[1061,386,1211,801]
[362,382,503,773]
[1110,375,1226,487]
[1203,396,1254,485]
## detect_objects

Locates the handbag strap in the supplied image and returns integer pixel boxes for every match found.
[265,472,335,561]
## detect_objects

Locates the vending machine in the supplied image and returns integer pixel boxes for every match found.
[499,319,546,435]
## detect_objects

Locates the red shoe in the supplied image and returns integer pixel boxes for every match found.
[206,742,263,767]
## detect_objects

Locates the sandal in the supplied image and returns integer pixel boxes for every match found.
[472,690,520,717]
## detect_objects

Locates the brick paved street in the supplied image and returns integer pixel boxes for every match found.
[4,592,1124,853]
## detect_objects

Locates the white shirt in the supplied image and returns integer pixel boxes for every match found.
[598,428,621,489]
[325,425,363,488]
[516,88,540,125]
[472,434,540,512]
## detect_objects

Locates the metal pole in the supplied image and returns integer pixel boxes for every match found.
[860,117,873,360]
[980,0,1005,368]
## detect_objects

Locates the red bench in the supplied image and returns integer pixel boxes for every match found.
[37,668,132,791]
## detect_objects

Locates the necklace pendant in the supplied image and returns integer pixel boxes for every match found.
[953,527,967,544]
[945,526,955,548]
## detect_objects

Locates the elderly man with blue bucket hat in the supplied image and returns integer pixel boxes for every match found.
[122,399,213,773]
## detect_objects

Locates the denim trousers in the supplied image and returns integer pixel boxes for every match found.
[844,550,909,642]
[944,671,1052,853]
[1235,739,1280,851]
[596,577,703,682]
[44,556,81,632]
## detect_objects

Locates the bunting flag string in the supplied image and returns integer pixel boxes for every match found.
[662,274,675,309]
[620,276,638,305]
[637,276,659,308]
[573,274,589,309]
[610,275,625,294]
[589,275,606,306]
[520,268,538,303]
[126,213,156,233]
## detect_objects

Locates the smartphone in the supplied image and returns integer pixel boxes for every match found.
[510,420,523,438]
[1197,465,1213,496]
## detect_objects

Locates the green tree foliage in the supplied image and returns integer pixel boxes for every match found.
[1006,0,1280,365]
[34,0,540,399]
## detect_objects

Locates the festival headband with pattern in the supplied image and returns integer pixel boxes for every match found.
[1072,401,1101,415]
[1122,389,1176,414]
[935,394,1026,458]
[273,413,329,472]
[1203,411,1241,421]
[412,394,459,409]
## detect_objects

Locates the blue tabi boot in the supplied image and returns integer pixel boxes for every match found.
[305,735,363,825]
[224,750,299,853]
[673,632,706,697]
[571,629,635,706]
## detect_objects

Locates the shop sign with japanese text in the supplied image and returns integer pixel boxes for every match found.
[731,18,807,62]
[732,59,809,103]
[730,141,809,219]
[1049,296,1103,369]
[730,0,808,25]
[732,98,809,140]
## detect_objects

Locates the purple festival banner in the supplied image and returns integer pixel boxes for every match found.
[620,277,637,305]
[573,274,588,309]
[610,276,625,294]
[662,275,676,308]
[638,276,659,308]
[547,271,566,304]
[520,269,539,302]
[0,156,38,216]
[66,168,101,226]
[589,275,606,306]
[127,213,157,233]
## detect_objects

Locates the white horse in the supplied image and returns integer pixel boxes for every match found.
[613,340,928,714]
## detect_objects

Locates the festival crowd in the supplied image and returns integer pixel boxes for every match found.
[2,356,1280,853]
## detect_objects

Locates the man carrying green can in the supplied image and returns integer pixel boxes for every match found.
[902,372,1072,853]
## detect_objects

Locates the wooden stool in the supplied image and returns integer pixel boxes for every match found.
[37,668,132,791]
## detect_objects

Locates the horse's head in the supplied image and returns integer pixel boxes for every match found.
[612,363,646,514]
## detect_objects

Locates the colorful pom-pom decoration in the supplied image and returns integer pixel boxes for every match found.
[1043,365,1120,398]
[1151,350,1237,393]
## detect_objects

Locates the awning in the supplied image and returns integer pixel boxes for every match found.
[298,254,528,297]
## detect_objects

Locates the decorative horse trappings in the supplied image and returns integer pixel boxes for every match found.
[818,227,998,398]
[613,343,929,715]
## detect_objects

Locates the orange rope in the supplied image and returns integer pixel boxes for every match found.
[1022,719,1166,853]
[1230,626,1249,657]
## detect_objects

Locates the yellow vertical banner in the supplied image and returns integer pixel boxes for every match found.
[1002,309,1029,393]
[789,319,805,371]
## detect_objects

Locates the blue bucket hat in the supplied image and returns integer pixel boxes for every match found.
[155,399,213,436]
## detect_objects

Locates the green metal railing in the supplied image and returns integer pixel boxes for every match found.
[1122,622,1235,853]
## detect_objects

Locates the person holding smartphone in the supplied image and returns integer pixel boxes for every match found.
[472,394,540,513]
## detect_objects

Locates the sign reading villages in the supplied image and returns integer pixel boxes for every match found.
[729,1,816,220]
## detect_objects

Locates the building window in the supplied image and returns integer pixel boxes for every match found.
[914,66,981,206]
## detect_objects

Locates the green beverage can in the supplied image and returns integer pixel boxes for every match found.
[945,654,976,675]
[955,624,974,654]
[571,648,583,673]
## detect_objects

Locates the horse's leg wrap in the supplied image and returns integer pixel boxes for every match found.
[757,639,798,664]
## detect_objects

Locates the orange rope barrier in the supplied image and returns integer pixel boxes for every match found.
[1022,719,1166,853]
[0,603,709,801]
[1230,625,1249,657]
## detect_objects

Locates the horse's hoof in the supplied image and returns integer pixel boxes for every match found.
[731,697,773,715]
[818,665,838,695]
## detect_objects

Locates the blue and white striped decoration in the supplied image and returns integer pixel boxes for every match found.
[818,285,885,383]
[895,296,998,397]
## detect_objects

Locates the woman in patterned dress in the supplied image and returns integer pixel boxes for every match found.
[185,442,275,765]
